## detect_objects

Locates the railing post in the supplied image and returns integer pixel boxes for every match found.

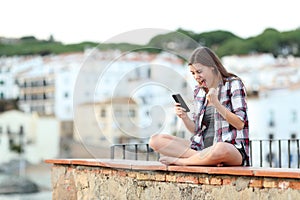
[122,145,126,159]
[135,144,138,160]
[146,144,150,161]
[111,145,115,159]
[260,140,263,167]
[249,140,252,166]
[278,140,281,168]
[269,140,272,167]
[288,140,291,168]
[297,139,300,168]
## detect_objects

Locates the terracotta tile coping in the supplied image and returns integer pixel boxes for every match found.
[45,158,300,179]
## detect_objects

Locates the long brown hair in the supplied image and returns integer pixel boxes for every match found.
[188,46,237,81]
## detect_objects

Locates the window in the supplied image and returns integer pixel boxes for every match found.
[64,92,69,98]
[101,109,106,118]
[147,68,151,78]
[291,110,297,123]
[268,110,275,127]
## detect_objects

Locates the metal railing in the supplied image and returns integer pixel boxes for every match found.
[110,143,160,161]
[250,139,300,168]
[110,139,300,168]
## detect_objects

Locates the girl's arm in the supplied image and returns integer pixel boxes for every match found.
[207,87,245,130]
[214,102,244,130]
[174,103,196,133]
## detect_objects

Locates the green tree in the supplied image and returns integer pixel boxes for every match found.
[252,28,281,56]
[280,29,300,56]
[195,30,240,48]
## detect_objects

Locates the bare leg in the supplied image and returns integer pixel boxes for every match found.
[149,134,198,158]
[159,142,243,166]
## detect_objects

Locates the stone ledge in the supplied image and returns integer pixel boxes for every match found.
[45,158,300,179]
[46,159,300,199]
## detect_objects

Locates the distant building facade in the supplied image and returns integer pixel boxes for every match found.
[74,97,139,146]
[0,110,60,164]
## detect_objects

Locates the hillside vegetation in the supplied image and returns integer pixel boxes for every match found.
[1,27,300,58]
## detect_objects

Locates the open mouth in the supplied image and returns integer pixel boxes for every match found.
[200,79,204,85]
[199,79,206,87]
[199,80,209,93]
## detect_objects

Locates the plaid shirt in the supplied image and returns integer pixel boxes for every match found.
[191,77,249,159]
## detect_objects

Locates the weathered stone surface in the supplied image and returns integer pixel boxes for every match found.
[50,165,300,200]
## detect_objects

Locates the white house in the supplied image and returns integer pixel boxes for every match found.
[15,53,83,120]
[222,53,276,73]
[0,110,60,164]
[0,56,43,99]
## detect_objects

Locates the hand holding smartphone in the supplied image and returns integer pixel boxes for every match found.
[172,94,190,112]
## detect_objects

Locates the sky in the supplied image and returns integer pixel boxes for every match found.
[1,0,299,45]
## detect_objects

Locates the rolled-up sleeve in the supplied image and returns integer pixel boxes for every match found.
[230,79,248,122]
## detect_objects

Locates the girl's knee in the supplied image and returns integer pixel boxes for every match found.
[149,134,170,151]
[149,134,163,150]
[209,143,230,160]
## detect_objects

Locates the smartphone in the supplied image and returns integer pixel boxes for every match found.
[172,94,190,112]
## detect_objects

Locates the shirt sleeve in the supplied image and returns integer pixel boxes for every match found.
[230,79,248,122]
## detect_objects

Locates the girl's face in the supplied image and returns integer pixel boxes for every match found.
[189,63,217,89]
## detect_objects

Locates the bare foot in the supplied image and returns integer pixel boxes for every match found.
[159,156,180,165]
